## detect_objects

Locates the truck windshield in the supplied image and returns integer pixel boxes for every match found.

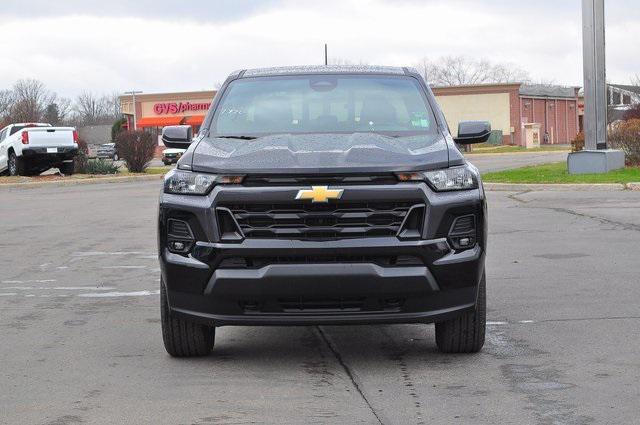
[211,75,439,138]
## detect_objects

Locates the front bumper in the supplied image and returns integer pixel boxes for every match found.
[159,181,487,326]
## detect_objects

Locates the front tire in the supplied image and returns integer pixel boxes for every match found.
[435,272,486,353]
[160,279,215,357]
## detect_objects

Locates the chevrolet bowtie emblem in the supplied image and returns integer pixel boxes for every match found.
[295,186,344,203]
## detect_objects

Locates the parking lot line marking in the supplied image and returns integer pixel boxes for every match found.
[54,286,116,290]
[100,266,147,269]
[72,251,152,257]
[2,286,116,291]
[1,286,35,290]
[2,279,57,284]
[0,293,17,296]
[77,290,159,298]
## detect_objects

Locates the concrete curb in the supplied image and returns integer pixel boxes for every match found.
[626,182,640,191]
[484,182,626,191]
[0,174,163,190]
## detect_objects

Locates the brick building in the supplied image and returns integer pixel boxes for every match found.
[432,83,580,145]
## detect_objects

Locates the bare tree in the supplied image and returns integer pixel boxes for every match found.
[632,74,640,86]
[105,92,121,119]
[415,56,530,86]
[530,78,559,86]
[56,97,73,124]
[10,79,56,122]
[328,57,369,66]
[74,91,122,126]
[0,89,13,126]
[75,91,107,125]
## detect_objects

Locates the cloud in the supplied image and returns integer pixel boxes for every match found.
[0,0,281,22]
[0,0,637,97]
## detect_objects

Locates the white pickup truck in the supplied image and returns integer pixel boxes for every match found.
[0,123,79,176]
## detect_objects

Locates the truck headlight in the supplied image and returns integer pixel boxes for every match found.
[164,169,243,195]
[396,165,478,191]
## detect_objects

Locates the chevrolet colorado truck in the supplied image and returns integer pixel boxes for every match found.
[0,123,79,176]
[158,65,490,357]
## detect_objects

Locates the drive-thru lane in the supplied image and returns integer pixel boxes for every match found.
[1,180,638,424]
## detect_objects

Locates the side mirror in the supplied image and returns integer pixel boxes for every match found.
[454,121,492,144]
[162,125,193,149]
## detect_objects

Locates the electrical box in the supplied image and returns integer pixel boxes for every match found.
[523,123,541,149]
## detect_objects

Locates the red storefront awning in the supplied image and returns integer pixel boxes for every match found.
[137,117,184,127]
[184,115,204,125]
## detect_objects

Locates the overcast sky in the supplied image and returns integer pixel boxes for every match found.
[0,0,638,97]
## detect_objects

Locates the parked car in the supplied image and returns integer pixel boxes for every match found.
[0,123,78,176]
[158,65,491,357]
[96,143,119,161]
[162,148,185,165]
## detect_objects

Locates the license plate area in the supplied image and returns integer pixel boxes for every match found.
[46,148,58,153]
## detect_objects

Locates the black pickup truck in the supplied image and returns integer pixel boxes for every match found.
[158,65,490,357]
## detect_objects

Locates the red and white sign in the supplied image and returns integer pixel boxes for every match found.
[153,102,211,115]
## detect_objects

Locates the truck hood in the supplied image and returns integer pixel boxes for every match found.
[189,133,453,174]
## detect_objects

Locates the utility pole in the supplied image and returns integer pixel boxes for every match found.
[324,44,328,66]
[124,90,143,131]
[581,0,606,150]
[568,0,624,173]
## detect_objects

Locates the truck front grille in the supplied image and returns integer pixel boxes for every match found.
[221,201,419,240]
[218,254,423,269]
[243,174,398,186]
[278,297,366,312]
[239,296,406,314]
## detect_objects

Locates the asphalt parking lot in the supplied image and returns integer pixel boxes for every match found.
[1,180,639,425]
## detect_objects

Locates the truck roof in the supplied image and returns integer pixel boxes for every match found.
[9,123,51,127]
[236,65,419,78]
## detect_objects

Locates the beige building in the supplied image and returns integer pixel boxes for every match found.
[119,90,217,137]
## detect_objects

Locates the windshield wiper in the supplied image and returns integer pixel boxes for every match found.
[215,135,258,140]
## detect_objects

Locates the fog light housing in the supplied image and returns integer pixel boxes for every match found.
[167,218,195,254]
[448,214,477,250]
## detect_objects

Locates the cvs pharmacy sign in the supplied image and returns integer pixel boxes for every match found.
[153,102,211,115]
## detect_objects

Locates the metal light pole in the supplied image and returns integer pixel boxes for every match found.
[124,90,143,131]
[568,0,625,173]
[581,0,606,150]
[324,44,328,66]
